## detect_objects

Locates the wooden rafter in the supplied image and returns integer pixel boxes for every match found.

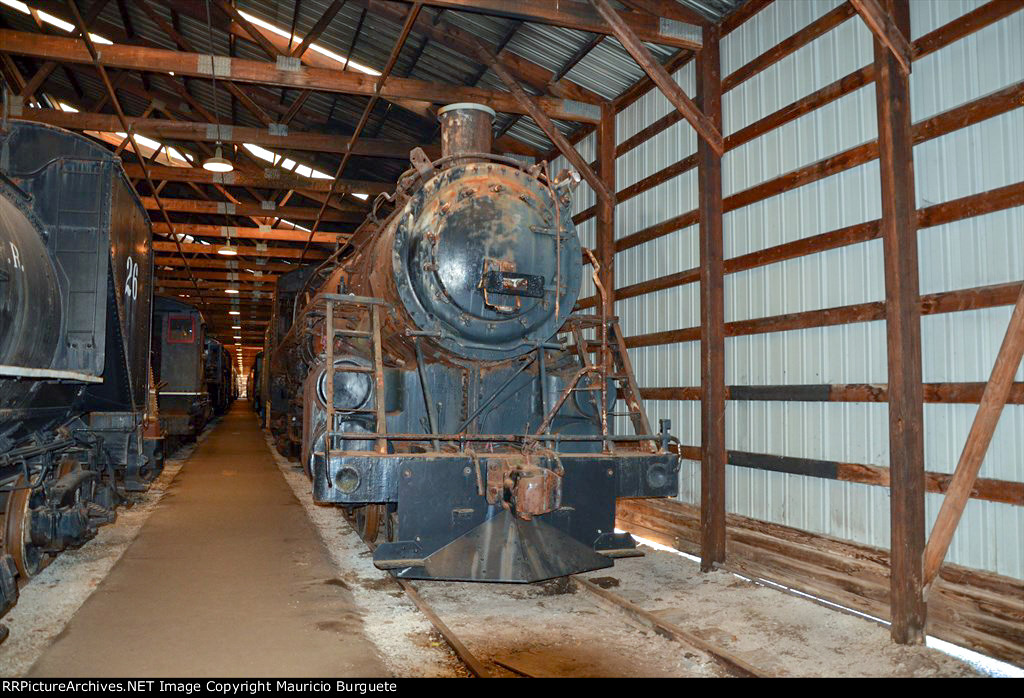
[18,0,110,101]
[291,0,345,59]
[18,107,438,160]
[139,197,363,222]
[153,240,330,259]
[299,1,424,260]
[0,29,599,123]
[64,0,208,307]
[413,0,702,50]
[618,0,710,26]
[353,0,603,105]
[470,38,614,204]
[150,222,345,244]
[120,163,390,195]
[590,0,723,156]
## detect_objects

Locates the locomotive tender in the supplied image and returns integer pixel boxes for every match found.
[271,104,680,583]
[151,295,213,445]
[0,120,161,624]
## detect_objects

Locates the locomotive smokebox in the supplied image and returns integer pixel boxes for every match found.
[438,103,495,166]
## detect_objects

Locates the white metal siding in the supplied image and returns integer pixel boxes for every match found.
[599,0,1023,578]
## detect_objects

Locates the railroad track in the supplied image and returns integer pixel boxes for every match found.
[355,521,770,678]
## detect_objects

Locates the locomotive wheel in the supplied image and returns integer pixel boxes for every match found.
[3,476,43,578]
[347,504,385,544]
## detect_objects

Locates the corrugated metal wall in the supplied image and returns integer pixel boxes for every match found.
[557,0,1022,578]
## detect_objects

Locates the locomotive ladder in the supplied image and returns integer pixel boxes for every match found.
[535,314,657,453]
[322,294,389,471]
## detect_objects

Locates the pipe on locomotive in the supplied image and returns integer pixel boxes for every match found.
[437,102,496,165]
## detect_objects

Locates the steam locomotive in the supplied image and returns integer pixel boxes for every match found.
[268,104,679,583]
[0,121,161,626]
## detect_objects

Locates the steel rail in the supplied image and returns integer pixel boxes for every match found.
[569,576,772,678]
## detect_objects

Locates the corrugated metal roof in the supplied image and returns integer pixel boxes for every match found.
[2,0,743,164]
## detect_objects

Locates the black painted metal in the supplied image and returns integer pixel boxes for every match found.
[265,105,681,583]
[152,296,210,439]
[0,121,160,627]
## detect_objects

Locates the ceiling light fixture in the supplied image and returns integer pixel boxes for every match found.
[217,242,237,256]
[229,310,240,316]
[201,0,232,175]
[202,144,234,173]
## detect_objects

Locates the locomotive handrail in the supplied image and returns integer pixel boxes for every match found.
[320,431,676,446]
[275,291,391,355]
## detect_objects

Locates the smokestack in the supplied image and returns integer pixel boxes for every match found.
[438,103,495,166]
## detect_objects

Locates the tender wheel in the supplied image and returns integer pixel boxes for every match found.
[3,475,43,578]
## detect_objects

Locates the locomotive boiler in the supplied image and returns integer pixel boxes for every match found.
[0,120,160,625]
[275,104,679,583]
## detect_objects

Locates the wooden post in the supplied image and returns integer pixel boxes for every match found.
[874,0,926,644]
[923,285,1024,586]
[697,24,726,571]
[597,102,616,323]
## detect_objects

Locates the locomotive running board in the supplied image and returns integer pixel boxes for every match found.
[376,510,615,583]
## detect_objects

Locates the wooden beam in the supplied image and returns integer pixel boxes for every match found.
[121,163,390,195]
[0,29,600,123]
[852,0,913,75]
[618,281,1022,348]
[151,222,344,244]
[590,0,723,156]
[923,286,1024,587]
[575,182,1024,310]
[414,0,702,50]
[640,382,1024,406]
[696,23,725,571]
[139,197,364,222]
[874,0,925,645]
[609,80,1023,252]
[18,107,437,159]
[157,269,281,281]
[617,0,709,26]
[152,241,329,259]
[154,256,297,272]
[469,38,614,203]
[597,102,615,321]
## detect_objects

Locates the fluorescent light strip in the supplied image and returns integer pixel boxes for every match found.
[0,0,111,44]
[237,10,380,77]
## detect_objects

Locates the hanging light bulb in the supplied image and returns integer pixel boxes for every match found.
[203,144,234,173]
[217,242,237,256]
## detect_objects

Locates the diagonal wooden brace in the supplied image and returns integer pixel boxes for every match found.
[469,37,615,204]
[922,283,1024,588]
[590,0,724,156]
[851,0,914,75]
